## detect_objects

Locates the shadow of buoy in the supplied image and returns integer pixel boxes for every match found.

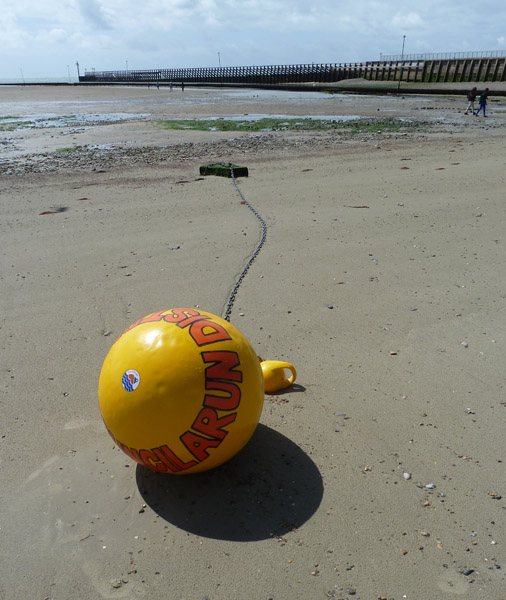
[136,424,323,541]
[267,383,306,396]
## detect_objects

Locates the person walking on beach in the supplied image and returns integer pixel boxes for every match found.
[464,87,477,115]
[181,81,185,92]
[475,88,489,117]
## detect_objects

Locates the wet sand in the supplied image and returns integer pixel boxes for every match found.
[1,85,506,599]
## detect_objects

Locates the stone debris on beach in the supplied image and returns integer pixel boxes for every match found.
[0,126,431,177]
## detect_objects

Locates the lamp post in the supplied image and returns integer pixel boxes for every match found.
[218,52,221,68]
[397,35,406,92]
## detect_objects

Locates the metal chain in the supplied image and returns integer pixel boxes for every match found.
[223,164,267,322]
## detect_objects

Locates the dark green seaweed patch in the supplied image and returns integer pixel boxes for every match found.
[156,117,427,133]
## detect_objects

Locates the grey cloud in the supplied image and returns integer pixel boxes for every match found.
[77,0,112,30]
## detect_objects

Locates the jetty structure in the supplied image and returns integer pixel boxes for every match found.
[80,51,506,90]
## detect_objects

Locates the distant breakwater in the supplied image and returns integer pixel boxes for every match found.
[80,56,506,86]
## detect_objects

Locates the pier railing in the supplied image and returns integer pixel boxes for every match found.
[382,50,506,61]
[81,56,506,85]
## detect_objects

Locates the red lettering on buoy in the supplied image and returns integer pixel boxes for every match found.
[108,426,199,473]
[180,431,221,461]
[178,349,243,463]
[162,308,201,323]
[191,407,237,440]
[202,351,243,381]
[123,308,201,333]
[204,380,241,410]
[123,309,167,333]
[156,445,198,472]
[202,351,242,409]
[139,449,167,472]
[117,440,141,464]
[149,447,181,472]
[187,319,232,346]
[176,315,209,329]
[121,308,233,350]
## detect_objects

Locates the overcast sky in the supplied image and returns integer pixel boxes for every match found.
[1,0,505,79]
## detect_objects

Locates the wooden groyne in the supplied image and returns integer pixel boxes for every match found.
[80,56,506,86]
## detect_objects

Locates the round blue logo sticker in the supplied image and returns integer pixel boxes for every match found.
[122,369,140,392]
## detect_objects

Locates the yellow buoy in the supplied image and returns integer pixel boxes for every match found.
[98,308,264,474]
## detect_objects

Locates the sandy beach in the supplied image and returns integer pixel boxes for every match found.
[1,84,506,599]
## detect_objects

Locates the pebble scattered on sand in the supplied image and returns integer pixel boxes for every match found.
[0,128,426,177]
